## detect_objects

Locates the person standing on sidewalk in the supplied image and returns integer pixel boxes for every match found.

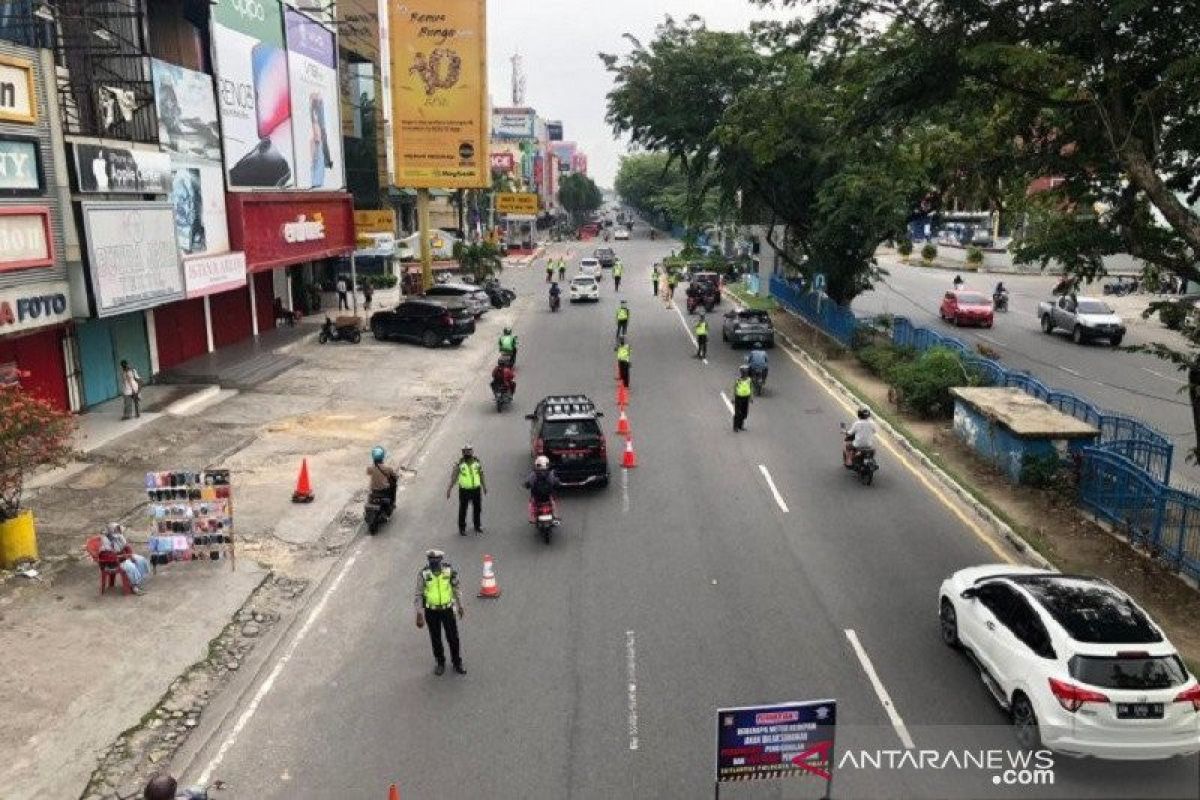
[616,336,631,388]
[615,300,630,343]
[446,444,486,535]
[414,549,465,675]
[613,259,623,292]
[120,360,142,420]
[336,277,349,310]
[694,313,709,359]
[732,365,753,432]
[362,280,374,311]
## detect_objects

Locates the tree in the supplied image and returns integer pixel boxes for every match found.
[0,385,76,521]
[614,152,722,231]
[453,240,502,284]
[557,173,603,223]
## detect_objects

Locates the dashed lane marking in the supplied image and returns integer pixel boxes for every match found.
[757,465,790,513]
[845,628,915,750]
[626,630,639,751]
[720,391,734,416]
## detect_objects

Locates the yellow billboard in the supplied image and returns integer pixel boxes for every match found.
[389,0,489,189]
[495,192,538,215]
[354,209,396,234]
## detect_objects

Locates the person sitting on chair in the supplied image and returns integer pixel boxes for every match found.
[99,523,151,595]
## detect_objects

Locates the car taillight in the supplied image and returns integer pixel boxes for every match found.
[440,312,453,326]
[1048,678,1109,712]
[1173,684,1200,712]
[599,437,607,458]
[534,437,544,455]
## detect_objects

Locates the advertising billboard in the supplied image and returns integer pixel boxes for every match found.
[0,55,36,124]
[73,144,172,194]
[491,107,535,140]
[0,136,42,192]
[285,9,345,190]
[0,206,53,272]
[150,59,221,161]
[81,201,184,317]
[389,0,489,188]
[495,192,538,215]
[212,0,296,189]
[546,120,563,141]
[168,160,230,257]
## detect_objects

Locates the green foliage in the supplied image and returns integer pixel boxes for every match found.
[856,342,911,378]
[557,173,603,223]
[1157,302,1191,331]
[362,273,398,289]
[921,243,938,262]
[966,246,984,265]
[887,347,980,419]
[1019,453,1064,489]
[897,239,913,257]
[453,241,503,284]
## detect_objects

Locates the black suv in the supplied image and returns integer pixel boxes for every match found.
[525,395,610,488]
[369,297,475,347]
[593,247,616,268]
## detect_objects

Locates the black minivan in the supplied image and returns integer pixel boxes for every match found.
[370,297,475,347]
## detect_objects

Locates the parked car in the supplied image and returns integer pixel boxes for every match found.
[369,297,475,348]
[614,228,630,241]
[593,247,617,268]
[525,395,609,488]
[579,257,602,280]
[722,308,775,348]
[939,290,994,328]
[569,275,600,303]
[939,565,1200,759]
[424,282,491,317]
[1038,295,1125,345]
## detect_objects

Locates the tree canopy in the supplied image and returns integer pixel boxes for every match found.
[557,173,603,223]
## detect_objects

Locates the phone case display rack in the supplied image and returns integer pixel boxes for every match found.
[145,470,235,572]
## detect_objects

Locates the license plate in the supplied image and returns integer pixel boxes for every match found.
[560,452,582,462]
[1117,703,1164,719]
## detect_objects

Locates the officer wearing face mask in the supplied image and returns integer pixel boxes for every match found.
[414,548,465,675]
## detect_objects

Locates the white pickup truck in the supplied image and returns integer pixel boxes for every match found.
[1037,295,1125,346]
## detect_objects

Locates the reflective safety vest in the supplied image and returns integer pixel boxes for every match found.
[668,273,678,286]
[546,261,555,272]
[613,263,623,277]
[652,270,660,282]
[616,306,630,322]
[734,377,753,398]
[422,567,455,609]
[498,334,517,352]
[457,459,483,489]
[616,344,631,363]
[695,320,708,336]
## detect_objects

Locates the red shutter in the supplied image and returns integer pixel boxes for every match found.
[0,327,68,411]
[154,297,208,369]
[254,271,276,333]
[209,285,253,348]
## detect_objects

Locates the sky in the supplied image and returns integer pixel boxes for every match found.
[485,0,800,188]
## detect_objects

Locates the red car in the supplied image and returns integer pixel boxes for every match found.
[940,290,994,327]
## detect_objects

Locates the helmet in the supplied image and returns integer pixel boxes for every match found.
[620,299,628,305]
[739,365,750,376]
[534,455,550,470]
[503,326,512,335]
[858,408,871,420]
[371,445,385,463]
[462,443,474,454]
[698,313,706,320]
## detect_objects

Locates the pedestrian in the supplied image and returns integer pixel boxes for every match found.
[694,313,708,359]
[445,444,486,535]
[120,359,142,420]
[414,548,465,675]
[362,280,374,311]
[613,259,623,292]
[336,277,350,311]
[616,336,631,389]
[651,265,660,297]
[732,365,753,432]
[615,300,630,343]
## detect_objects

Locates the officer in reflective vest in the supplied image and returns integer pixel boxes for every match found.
[445,444,487,535]
[545,258,555,282]
[651,266,661,298]
[733,365,753,432]
[694,313,709,359]
[413,548,465,675]
[616,337,631,388]
[615,300,630,342]
[613,259,624,292]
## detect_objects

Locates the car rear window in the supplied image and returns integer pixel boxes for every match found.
[1013,576,1163,644]
[543,420,602,439]
[1069,654,1188,690]
[572,277,596,286]
[737,310,770,321]
[1077,300,1114,314]
[957,292,990,304]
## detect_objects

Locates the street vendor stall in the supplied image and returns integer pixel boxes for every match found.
[145,469,235,571]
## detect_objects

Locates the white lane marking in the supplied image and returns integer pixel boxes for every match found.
[197,543,362,784]
[1141,366,1179,382]
[621,467,630,514]
[845,629,915,750]
[626,630,639,751]
[720,391,734,416]
[757,465,790,513]
[671,301,698,349]
[1059,366,1083,377]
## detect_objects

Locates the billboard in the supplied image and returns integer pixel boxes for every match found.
[285,9,345,190]
[715,699,837,788]
[151,59,221,161]
[212,0,296,189]
[495,192,538,215]
[168,160,229,257]
[389,0,489,188]
[491,107,535,140]
[81,202,184,317]
[73,144,172,194]
[490,152,514,173]
[546,120,563,141]
[0,137,42,192]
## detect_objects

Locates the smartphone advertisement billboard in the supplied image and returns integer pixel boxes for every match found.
[285,9,344,190]
[389,0,489,189]
[211,0,296,189]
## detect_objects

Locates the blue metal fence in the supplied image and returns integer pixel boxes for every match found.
[769,277,1196,580]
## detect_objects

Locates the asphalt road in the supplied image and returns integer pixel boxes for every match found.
[185,229,1199,799]
[852,260,1200,486]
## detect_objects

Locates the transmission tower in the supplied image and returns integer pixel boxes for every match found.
[510,51,526,106]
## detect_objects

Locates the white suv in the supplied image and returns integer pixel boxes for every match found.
[579,257,602,281]
[939,565,1200,760]
[569,276,599,302]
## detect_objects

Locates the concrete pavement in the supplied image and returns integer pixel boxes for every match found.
[176,230,1198,799]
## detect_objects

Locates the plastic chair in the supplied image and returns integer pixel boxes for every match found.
[85,536,133,596]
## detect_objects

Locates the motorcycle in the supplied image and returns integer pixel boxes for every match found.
[319,316,362,344]
[530,498,559,544]
[491,380,514,412]
[482,281,515,309]
[840,423,879,486]
[749,366,767,397]
[550,292,561,312]
[364,482,396,535]
[993,292,1009,312]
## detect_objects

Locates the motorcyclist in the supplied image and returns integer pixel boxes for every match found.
[367,445,399,509]
[746,346,769,382]
[843,408,878,468]
[498,326,518,364]
[523,455,561,521]
[952,274,964,291]
[549,280,562,309]
[491,355,516,397]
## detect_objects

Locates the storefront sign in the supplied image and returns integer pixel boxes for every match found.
[490,152,514,173]
[0,207,53,271]
[546,120,563,141]
[73,144,172,194]
[212,0,296,189]
[81,201,184,317]
[389,0,489,188]
[168,157,229,257]
[184,251,247,299]
[0,280,70,334]
[0,55,36,124]
[355,232,395,257]
[151,59,222,161]
[0,137,41,192]
[353,209,395,235]
[715,700,837,788]
[495,192,538,215]
[227,193,354,271]
[286,8,345,190]
[491,107,535,140]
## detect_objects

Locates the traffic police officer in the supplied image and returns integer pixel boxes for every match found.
[732,365,753,432]
[615,300,630,342]
[651,265,661,298]
[446,444,487,535]
[613,258,624,292]
[694,313,709,359]
[616,336,631,388]
[414,549,465,675]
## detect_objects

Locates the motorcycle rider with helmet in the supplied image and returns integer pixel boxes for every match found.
[746,346,769,384]
[549,280,562,310]
[491,355,516,398]
[523,455,561,522]
[843,408,878,468]
[498,327,518,365]
[367,445,399,510]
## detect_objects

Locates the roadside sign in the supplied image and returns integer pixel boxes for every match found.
[496,192,539,215]
[715,699,836,797]
[813,273,827,293]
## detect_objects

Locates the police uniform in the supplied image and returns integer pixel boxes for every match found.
[733,375,753,431]
[615,304,630,339]
[413,550,464,674]
[450,455,485,534]
[616,342,631,388]
[694,317,709,359]
[613,260,623,291]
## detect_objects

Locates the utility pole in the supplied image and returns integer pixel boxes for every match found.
[418,188,433,291]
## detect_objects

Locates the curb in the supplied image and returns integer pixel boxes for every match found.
[164,385,222,416]
[274,329,319,355]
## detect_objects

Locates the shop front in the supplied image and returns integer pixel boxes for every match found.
[154,250,248,368]
[225,192,354,325]
[0,279,72,409]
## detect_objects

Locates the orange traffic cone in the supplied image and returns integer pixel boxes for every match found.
[478,554,501,598]
[291,458,315,503]
[622,438,638,469]
[616,382,629,407]
[616,409,631,436]
[388,785,400,800]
